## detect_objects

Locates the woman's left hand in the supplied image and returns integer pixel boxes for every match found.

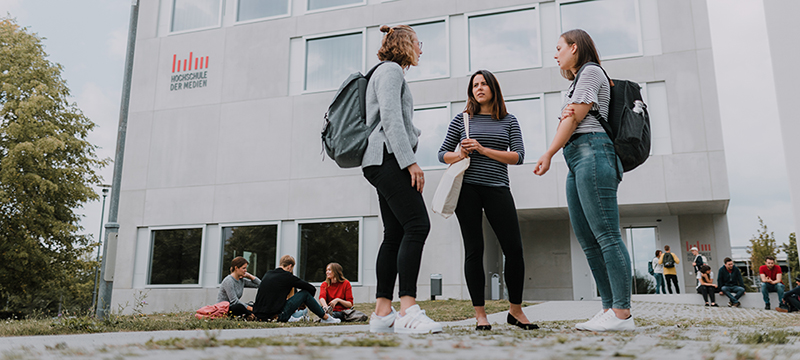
[461,138,484,155]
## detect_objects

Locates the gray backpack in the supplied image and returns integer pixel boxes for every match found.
[321,62,387,168]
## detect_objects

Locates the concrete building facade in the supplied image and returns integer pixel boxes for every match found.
[110,0,731,313]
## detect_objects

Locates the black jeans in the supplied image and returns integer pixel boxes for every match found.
[363,150,430,300]
[699,285,716,303]
[784,287,800,312]
[228,302,252,318]
[454,183,525,306]
[665,274,680,294]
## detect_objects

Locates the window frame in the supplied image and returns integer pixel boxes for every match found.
[388,16,450,83]
[504,93,547,163]
[295,217,363,286]
[556,0,644,60]
[412,102,452,170]
[464,4,543,75]
[217,220,282,285]
[168,0,224,36]
[145,224,207,288]
[233,0,292,25]
[302,28,367,94]
[304,0,366,15]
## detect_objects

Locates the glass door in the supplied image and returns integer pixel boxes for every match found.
[625,227,659,294]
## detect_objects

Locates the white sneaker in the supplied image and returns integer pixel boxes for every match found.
[288,308,308,322]
[393,305,443,334]
[319,313,341,324]
[582,309,635,332]
[369,307,397,333]
[575,309,605,330]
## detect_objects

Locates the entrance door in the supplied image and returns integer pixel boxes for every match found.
[625,227,659,294]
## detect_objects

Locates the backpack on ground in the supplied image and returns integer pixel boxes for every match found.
[321,61,387,168]
[663,253,675,268]
[571,62,651,172]
[195,301,230,320]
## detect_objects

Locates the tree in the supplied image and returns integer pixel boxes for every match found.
[782,232,798,288]
[0,18,108,314]
[747,217,780,284]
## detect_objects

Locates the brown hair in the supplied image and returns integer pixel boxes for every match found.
[377,25,418,69]
[325,262,346,286]
[700,264,711,274]
[655,250,662,257]
[724,257,733,264]
[664,245,670,251]
[279,255,295,268]
[465,70,507,120]
[765,255,776,262]
[559,29,602,81]
[229,256,248,274]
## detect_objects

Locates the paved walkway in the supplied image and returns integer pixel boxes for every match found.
[2,301,800,359]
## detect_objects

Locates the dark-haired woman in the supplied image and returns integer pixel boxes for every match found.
[698,265,718,306]
[534,29,633,331]
[652,250,665,294]
[438,70,536,331]
[318,262,354,320]
[218,256,260,320]
[362,24,442,334]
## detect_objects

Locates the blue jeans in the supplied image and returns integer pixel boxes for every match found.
[564,133,631,309]
[654,274,665,294]
[761,282,785,305]
[277,291,325,322]
[721,285,745,304]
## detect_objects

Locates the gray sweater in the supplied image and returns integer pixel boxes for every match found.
[217,274,260,306]
[361,61,420,169]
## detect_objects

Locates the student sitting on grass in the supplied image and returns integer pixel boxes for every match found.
[217,256,259,320]
[252,255,340,324]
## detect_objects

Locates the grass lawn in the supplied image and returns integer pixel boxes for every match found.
[0,299,536,337]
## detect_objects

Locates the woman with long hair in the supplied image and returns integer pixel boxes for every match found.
[362,24,442,334]
[438,70,536,331]
[534,29,634,331]
[318,262,354,320]
[218,256,259,320]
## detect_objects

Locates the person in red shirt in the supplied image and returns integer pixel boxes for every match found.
[759,256,785,310]
[318,262,354,320]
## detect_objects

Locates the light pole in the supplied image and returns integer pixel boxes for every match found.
[91,185,111,313]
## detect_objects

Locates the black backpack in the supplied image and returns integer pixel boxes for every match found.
[663,252,675,268]
[321,62,387,168]
[570,62,651,172]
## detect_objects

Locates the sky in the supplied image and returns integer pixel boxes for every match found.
[0,0,795,253]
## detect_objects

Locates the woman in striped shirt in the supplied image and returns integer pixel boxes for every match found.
[534,29,633,332]
[438,70,536,331]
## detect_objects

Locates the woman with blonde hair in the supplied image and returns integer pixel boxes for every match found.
[362,24,441,334]
[318,262,354,320]
[534,29,633,331]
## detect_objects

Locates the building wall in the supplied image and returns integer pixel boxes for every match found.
[111,0,730,314]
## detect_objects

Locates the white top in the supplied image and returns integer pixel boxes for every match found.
[652,256,664,274]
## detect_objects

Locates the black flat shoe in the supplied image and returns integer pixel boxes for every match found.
[507,313,539,330]
[476,324,492,331]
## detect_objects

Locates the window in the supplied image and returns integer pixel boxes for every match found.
[237,0,290,22]
[468,7,541,73]
[219,224,278,282]
[298,221,360,283]
[305,32,364,92]
[149,228,203,285]
[640,82,671,155]
[307,0,364,12]
[405,20,448,82]
[625,227,658,294]
[171,0,221,33]
[559,0,642,59]
[505,96,546,162]
[413,105,451,168]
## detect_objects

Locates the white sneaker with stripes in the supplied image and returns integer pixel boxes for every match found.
[393,305,443,334]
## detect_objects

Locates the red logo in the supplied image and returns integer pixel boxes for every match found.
[686,241,711,252]
[172,52,209,73]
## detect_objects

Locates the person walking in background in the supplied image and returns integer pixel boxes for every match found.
[660,245,680,294]
[697,265,718,307]
[318,262,354,321]
[533,29,633,332]
[361,24,442,334]
[438,70,536,331]
[217,256,259,320]
[652,250,665,294]
[760,256,785,310]
[717,257,745,307]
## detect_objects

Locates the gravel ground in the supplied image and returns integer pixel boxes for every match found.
[3,300,800,360]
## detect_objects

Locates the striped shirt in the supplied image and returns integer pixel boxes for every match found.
[562,65,610,134]
[437,113,524,188]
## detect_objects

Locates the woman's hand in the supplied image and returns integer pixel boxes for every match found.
[247,305,253,311]
[408,163,424,193]
[461,138,485,155]
[534,153,552,176]
[245,272,255,280]
[560,107,575,123]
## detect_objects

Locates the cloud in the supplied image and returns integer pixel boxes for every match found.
[107,28,128,60]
